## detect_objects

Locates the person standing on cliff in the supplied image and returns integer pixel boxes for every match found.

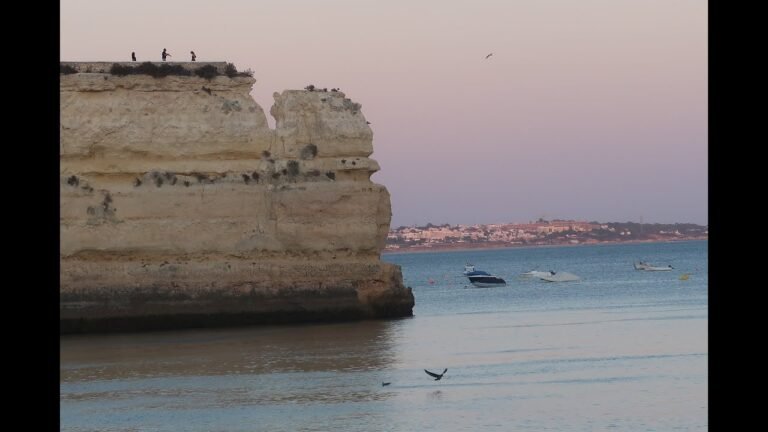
[162,48,172,61]
[190,51,197,61]
[131,52,136,61]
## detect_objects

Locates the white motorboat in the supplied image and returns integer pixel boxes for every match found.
[539,271,581,282]
[634,261,673,271]
[634,261,652,271]
[520,269,555,278]
[645,265,674,271]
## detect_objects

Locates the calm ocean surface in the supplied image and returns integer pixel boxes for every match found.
[60,240,707,431]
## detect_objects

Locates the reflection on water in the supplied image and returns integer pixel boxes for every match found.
[427,390,444,400]
[61,319,404,382]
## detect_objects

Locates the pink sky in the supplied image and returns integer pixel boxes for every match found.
[60,0,707,226]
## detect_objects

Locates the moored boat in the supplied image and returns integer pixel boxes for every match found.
[645,265,674,271]
[464,264,506,287]
[634,261,652,271]
[539,271,580,282]
[521,269,555,278]
[468,274,507,287]
[463,264,482,275]
[634,261,674,271]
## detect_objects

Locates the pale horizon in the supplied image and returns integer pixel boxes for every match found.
[60,0,707,227]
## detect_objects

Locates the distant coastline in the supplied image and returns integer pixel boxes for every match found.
[381,237,707,255]
[384,220,707,255]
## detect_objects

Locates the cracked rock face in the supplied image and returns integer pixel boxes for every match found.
[60,65,413,333]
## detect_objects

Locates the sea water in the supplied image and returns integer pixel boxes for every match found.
[60,240,707,431]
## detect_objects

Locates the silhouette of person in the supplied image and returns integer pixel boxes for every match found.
[190,51,196,61]
[162,48,172,61]
[131,52,136,61]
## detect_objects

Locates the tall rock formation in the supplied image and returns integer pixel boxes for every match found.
[60,62,414,333]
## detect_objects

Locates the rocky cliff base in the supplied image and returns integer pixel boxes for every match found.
[61,258,413,334]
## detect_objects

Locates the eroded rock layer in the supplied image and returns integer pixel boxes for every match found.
[60,64,413,333]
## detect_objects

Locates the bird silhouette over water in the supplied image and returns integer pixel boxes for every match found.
[424,368,447,380]
[484,53,493,59]
[382,382,391,386]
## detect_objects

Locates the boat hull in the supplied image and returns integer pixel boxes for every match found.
[468,275,507,287]
[539,272,580,282]
[470,280,507,287]
[635,262,673,271]
[521,270,554,278]
[645,267,673,271]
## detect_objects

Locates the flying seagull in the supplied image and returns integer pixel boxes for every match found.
[382,382,391,386]
[484,53,493,59]
[424,368,448,381]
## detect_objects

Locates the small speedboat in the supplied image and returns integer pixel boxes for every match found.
[645,265,674,271]
[520,269,555,278]
[634,261,673,271]
[634,261,652,271]
[539,271,580,282]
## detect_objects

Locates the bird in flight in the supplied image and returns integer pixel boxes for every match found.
[382,382,391,386]
[484,53,493,59]
[424,368,448,380]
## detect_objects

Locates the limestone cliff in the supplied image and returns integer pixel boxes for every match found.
[60,62,414,333]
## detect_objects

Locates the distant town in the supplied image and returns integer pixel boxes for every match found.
[385,219,708,253]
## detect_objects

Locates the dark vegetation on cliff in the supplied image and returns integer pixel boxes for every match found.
[194,65,218,80]
[223,63,253,78]
[110,62,190,77]
[105,62,254,79]
[60,64,78,74]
